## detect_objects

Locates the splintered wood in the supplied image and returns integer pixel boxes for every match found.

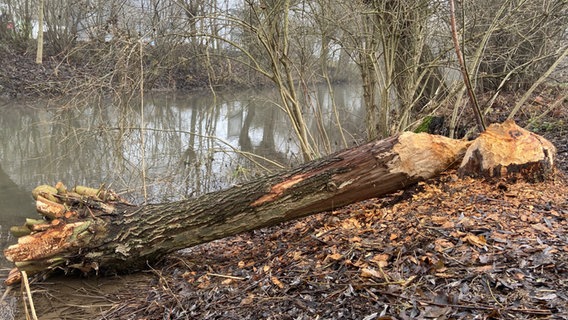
[2,121,559,290]
[459,120,556,181]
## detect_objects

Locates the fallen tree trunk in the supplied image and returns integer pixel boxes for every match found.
[3,121,556,285]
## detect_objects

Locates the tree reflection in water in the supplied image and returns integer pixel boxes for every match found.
[0,85,364,268]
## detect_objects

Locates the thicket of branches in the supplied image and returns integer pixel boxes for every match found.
[0,0,566,157]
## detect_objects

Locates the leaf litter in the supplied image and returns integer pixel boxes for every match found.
[2,96,566,319]
[99,170,568,319]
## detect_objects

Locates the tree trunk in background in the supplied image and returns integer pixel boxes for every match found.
[3,121,557,286]
[360,56,380,140]
[359,12,383,140]
[380,0,447,132]
[35,0,44,64]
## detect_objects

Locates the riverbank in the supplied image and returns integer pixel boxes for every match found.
[0,45,254,98]
[0,44,567,319]
[10,167,568,319]
[0,47,88,98]
[0,99,566,319]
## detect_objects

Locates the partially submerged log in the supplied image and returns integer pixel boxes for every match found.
[3,121,556,285]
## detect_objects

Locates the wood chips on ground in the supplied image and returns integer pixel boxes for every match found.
[98,171,568,320]
[4,97,567,320]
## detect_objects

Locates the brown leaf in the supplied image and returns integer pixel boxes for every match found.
[441,220,455,228]
[349,236,362,243]
[474,265,493,273]
[463,233,486,247]
[434,238,454,252]
[370,254,389,267]
[531,223,552,233]
[431,216,448,225]
[360,267,382,278]
[327,253,343,261]
[240,294,255,305]
[271,276,285,289]
[292,251,303,261]
[423,306,451,318]
[341,218,362,229]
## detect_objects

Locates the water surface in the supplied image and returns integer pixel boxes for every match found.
[0,84,365,270]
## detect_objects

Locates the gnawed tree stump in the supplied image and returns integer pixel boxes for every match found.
[459,120,556,181]
[3,121,556,286]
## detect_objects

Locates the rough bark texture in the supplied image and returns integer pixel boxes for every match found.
[4,132,470,285]
[3,121,556,285]
[98,132,470,267]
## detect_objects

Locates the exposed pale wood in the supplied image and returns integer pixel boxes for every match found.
[3,122,557,286]
[4,132,470,285]
[458,120,556,181]
[35,196,66,219]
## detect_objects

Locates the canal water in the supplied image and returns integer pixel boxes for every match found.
[0,84,365,272]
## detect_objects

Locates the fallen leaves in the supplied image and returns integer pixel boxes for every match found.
[463,233,487,248]
[370,254,390,267]
[270,276,285,289]
[105,171,568,319]
[360,267,382,279]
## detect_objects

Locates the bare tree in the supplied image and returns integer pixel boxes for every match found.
[464,0,568,92]
[2,0,566,151]
[442,0,567,136]
[335,0,449,139]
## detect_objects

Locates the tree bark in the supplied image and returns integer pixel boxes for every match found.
[3,121,556,285]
